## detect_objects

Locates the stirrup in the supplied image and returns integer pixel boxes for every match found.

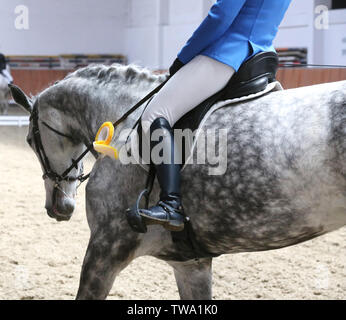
[126,189,149,233]
[126,190,189,233]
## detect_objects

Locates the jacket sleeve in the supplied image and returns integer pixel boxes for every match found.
[177,0,247,64]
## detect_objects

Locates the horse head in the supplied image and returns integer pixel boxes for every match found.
[9,84,86,222]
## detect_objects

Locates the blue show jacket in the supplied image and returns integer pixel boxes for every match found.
[177,0,292,71]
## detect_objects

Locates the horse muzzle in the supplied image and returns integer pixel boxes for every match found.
[46,187,76,221]
[46,207,73,221]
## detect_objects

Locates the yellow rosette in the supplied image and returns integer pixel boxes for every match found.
[93,122,118,159]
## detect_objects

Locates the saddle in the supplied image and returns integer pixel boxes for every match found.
[175,51,278,130]
[128,52,279,260]
[136,51,279,166]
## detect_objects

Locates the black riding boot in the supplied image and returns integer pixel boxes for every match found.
[139,117,185,232]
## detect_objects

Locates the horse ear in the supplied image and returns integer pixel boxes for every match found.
[8,83,33,114]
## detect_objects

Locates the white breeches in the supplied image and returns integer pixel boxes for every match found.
[141,55,235,133]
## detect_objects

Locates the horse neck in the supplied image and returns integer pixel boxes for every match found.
[62,76,162,149]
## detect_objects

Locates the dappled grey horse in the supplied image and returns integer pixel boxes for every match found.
[10,64,346,299]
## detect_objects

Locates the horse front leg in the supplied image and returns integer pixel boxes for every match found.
[76,230,138,300]
[169,258,213,300]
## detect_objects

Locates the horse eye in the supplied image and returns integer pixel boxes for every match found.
[26,137,32,145]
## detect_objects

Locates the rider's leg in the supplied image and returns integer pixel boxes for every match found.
[140,55,235,231]
[141,55,235,132]
[139,116,184,231]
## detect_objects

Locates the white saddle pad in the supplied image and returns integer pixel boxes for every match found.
[117,81,283,172]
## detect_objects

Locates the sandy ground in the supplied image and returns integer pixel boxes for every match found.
[0,124,345,300]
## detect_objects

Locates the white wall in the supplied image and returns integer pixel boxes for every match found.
[273,1,315,62]
[161,0,213,68]
[128,0,346,68]
[124,0,212,69]
[0,0,127,55]
[273,0,346,65]
[321,9,346,65]
[124,0,166,69]
[1,0,345,69]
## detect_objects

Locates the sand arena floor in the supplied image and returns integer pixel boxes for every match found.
[0,125,345,300]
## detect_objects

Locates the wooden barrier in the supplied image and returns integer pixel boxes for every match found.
[11,69,72,96]
[277,68,346,89]
[11,68,346,96]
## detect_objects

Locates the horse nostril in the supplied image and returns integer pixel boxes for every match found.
[46,209,55,218]
[56,201,75,216]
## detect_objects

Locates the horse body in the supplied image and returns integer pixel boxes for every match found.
[11,64,346,299]
[186,83,346,253]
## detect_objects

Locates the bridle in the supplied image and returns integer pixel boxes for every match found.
[30,78,168,189]
[30,104,88,187]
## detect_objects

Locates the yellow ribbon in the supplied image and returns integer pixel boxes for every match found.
[93,122,118,159]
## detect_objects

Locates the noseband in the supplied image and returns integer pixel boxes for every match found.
[30,104,88,186]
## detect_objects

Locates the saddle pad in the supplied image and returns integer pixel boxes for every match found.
[119,81,283,172]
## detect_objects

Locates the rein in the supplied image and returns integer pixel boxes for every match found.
[32,77,169,186]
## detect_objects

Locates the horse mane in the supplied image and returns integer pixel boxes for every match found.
[37,63,167,114]
[64,63,167,86]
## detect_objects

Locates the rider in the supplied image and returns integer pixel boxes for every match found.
[138,0,292,231]
[0,53,13,84]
